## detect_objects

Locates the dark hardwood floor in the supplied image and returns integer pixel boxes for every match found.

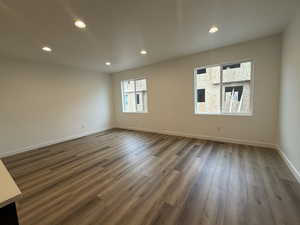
[2,129,300,225]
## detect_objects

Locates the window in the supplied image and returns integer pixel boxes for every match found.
[194,61,252,115]
[121,78,148,113]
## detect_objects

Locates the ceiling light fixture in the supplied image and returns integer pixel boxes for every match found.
[209,26,219,34]
[105,62,111,66]
[74,19,86,29]
[42,46,52,52]
[140,50,147,55]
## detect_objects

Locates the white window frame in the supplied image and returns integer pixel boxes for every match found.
[121,78,148,113]
[194,59,254,116]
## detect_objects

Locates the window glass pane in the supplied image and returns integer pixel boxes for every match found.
[136,91,148,112]
[222,61,251,113]
[136,79,147,112]
[195,66,221,113]
[135,79,147,91]
[123,92,136,112]
[123,80,135,92]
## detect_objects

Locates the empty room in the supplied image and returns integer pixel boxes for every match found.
[1,0,300,225]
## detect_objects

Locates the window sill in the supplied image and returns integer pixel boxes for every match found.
[194,112,253,117]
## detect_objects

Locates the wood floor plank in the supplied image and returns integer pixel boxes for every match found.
[1,129,299,225]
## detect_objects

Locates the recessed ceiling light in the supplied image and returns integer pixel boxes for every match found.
[140,50,147,55]
[74,19,86,29]
[42,46,52,52]
[105,62,111,66]
[209,26,219,34]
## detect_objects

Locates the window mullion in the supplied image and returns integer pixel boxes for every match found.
[121,82,124,112]
[134,80,137,112]
[220,66,223,113]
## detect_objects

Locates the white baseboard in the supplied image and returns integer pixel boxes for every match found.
[0,127,113,158]
[116,126,277,149]
[276,146,300,183]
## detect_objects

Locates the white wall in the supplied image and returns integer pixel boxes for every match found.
[0,58,113,157]
[112,35,282,148]
[279,10,300,179]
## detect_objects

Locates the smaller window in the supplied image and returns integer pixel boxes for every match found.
[197,89,205,102]
[121,79,148,113]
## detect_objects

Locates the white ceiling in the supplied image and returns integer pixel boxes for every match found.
[0,0,299,73]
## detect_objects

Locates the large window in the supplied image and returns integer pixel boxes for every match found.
[121,78,148,113]
[194,61,253,115]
